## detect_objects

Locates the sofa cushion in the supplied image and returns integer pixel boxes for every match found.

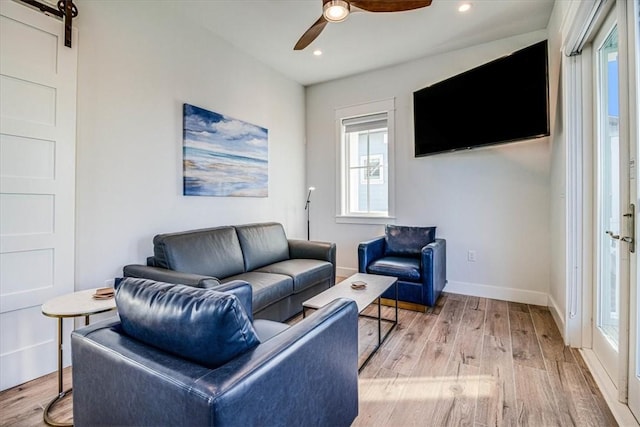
[222,271,293,313]
[257,259,333,294]
[235,223,290,271]
[384,225,436,256]
[367,256,422,282]
[153,226,245,278]
[116,278,260,368]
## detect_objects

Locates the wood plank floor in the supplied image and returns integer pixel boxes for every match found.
[0,293,617,426]
[352,293,617,427]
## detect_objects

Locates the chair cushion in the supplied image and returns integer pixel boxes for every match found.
[116,278,260,369]
[367,256,422,282]
[252,319,289,342]
[384,225,436,256]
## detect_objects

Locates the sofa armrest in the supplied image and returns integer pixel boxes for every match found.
[71,298,359,427]
[358,236,385,273]
[421,238,447,306]
[122,264,220,289]
[288,239,336,264]
[208,280,254,321]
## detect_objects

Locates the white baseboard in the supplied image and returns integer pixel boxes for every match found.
[580,349,640,427]
[338,275,550,306]
[547,293,566,340]
[444,280,549,306]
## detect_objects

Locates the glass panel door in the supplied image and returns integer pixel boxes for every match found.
[593,13,622,387]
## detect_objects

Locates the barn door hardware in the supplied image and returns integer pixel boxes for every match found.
[18,0,77,47]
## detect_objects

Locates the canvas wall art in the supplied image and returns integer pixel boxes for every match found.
[183,103,268,197]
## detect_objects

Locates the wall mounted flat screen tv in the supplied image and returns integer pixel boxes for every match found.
[413,40,550,157]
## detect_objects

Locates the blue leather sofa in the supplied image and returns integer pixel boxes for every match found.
[123,222,336,322]
[71,278,359,427]
[358,225,446,309]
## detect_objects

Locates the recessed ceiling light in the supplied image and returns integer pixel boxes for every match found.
[458,3,471,12]
[313,49,323,56]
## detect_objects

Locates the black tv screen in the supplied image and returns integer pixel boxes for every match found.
[413,40,550,157]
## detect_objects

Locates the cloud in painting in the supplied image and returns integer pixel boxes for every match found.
[183,104,267,161]
[215,119,266,140]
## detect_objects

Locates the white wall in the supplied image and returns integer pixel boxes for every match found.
[74,0,306,289]
[306,31,553,305]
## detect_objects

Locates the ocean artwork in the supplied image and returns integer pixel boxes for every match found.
[183,103,268,197]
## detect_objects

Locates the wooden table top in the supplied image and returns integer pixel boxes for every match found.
[42,288,116,318]
[302,273,397,313]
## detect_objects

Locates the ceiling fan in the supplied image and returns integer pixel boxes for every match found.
[294,0,433,51]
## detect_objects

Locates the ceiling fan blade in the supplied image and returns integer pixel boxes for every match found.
[350,0,432,13]
[294,15,328,50]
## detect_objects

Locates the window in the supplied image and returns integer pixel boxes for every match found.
[336,99,395,223]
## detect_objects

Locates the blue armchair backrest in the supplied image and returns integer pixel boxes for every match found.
[384,225,436,256]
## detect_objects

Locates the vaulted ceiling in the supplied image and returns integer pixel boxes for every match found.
[171,0,555,86]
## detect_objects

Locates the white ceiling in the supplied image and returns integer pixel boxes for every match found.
[171,0,555,86]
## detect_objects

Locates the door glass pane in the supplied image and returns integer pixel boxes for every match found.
[597,25,620,349]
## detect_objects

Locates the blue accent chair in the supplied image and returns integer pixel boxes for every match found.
[71,278,359,427]
[358,225,446,309]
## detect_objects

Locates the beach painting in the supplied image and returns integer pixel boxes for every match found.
[183,103,268,197]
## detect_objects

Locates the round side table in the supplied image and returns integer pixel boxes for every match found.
[41,289,117,427]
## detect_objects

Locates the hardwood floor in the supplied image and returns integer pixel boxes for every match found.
[0,293,617,426]
[0,366,72,426]
[353,293,617,427]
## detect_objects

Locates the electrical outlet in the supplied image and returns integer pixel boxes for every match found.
[467,250,477,262]
[104,278,115,287]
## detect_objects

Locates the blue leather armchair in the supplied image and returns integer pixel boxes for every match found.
[71,278,359,427]
[358,225,446,309]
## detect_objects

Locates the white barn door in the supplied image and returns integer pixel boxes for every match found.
[0,0,77,390]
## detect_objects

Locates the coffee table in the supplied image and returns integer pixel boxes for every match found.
[302,273,398,372]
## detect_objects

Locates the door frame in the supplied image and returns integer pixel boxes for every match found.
[590,5,629,395]
[624,0,639,421]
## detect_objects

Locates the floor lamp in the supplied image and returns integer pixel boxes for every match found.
[305,186,315,240]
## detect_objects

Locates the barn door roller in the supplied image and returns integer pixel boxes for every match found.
[18,0,77,47]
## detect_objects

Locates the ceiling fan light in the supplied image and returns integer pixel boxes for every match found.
[323,0,350,22]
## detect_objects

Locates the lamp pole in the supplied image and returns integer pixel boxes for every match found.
[304,187,315,240]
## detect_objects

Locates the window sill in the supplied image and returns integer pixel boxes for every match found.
[335,215,396,225]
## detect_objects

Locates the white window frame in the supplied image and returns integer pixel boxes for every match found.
[335,98,396,224]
